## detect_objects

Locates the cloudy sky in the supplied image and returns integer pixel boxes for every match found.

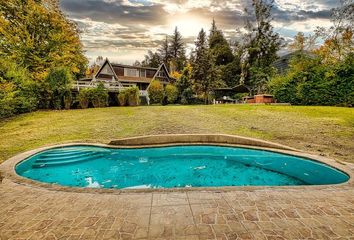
[59,0,339,64]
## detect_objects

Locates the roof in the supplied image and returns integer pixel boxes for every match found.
[118,76,153,83]
[255,94,274,97]
[213,84,250,93]
[110,63,158,71]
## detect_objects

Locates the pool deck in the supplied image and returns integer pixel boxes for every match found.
[1,178,354,239]
[1,135,354,239]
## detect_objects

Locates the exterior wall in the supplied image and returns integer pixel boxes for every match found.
[146,69,157,78]
[113,67,124,76]
[255,95,275,103]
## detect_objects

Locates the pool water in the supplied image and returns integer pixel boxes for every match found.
[16,145,349,189]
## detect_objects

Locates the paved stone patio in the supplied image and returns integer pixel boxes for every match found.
[1,178,354,240]
[1,139,354,239]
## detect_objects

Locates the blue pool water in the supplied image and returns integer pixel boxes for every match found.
[16,145,349,189]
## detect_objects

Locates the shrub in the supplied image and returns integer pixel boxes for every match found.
[180,88,194,105]
[0,59,37,118]
[233,93,249,101]
[45,67,73,110]
[165,84,178,104]
[268,53,354,106]
[78,88,90,109]
[126,87,140,106]
[117,91,127,106]
[90,83,108,108]
[0,79,16,118]
[63,91,72,110]
[117,87,140,106]
[148,80,164,104]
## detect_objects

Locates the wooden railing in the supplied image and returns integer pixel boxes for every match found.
[72,81,148,96]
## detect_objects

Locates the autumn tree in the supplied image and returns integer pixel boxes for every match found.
[0,0,88,80]
[86,56,104,78]
[314,0,354,64]
[289,32,316,52]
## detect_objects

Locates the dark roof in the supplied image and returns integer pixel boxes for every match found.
[110,63,158,71]
[213,84,250,93]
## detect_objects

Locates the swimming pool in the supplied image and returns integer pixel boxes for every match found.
[15,145,349,189]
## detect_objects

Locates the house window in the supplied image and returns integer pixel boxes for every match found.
[124,68,139,77]
[140,69,146,78]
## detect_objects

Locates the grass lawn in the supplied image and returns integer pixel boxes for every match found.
[0,105,353,164]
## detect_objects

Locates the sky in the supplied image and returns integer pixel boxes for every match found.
[59,0,340,64]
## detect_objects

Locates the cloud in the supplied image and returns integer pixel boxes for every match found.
[59,0,338,64]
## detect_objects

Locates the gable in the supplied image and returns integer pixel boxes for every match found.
[95,60,117,81]
[100,64,114,75]
[153,64,171,83]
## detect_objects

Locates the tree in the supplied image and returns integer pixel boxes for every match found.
[176,65,193,95]
[44,67,73,110]
[268,53,354,106]
[142,50,161,68]
[208,19,234,66]
[220,58,242,87]
[241,0,282,94]
[176,66,194,105]
[314,0,354,64]
[158,36,171,67]
[133,60,142,67]
[86,56,104,77]
[169,27,186,72]
[0,59,37,118]
[192,29,216,104]
[0,0,88,80]
[289,32,316,52]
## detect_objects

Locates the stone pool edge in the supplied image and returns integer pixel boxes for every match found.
[0,134,353,194]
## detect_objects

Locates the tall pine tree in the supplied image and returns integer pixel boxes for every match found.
[192,29,215,104]
[208,19,234,66]
[169,27,186,72]
[242,0,282,94]
[158,35,171,67]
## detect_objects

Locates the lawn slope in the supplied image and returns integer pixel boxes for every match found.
[0,105,353,163]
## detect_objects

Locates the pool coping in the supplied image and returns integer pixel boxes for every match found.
[0,134,353,194]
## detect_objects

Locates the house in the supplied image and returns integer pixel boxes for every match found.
[73,58,174,99]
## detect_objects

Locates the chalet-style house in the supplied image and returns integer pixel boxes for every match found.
[73,58,174,100]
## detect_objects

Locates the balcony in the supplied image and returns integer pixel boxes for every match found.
[72,81,148,96]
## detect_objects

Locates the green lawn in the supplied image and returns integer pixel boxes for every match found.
[0,105,353,164]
